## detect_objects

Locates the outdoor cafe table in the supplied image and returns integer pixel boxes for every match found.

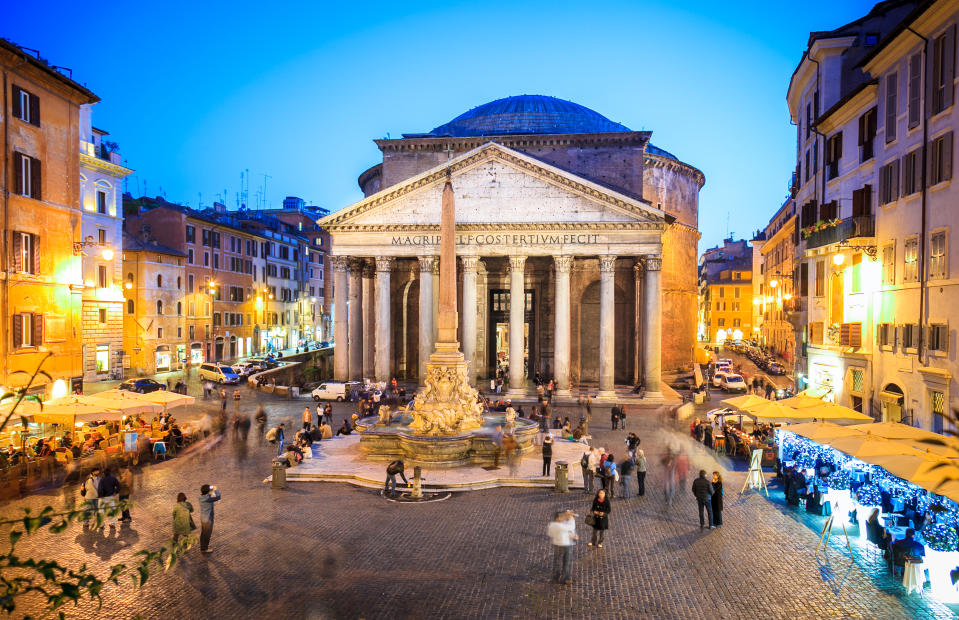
[903,558,925,595]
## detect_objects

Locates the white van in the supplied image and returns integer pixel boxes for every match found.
[311,382,356,402]
[198,363,240,384]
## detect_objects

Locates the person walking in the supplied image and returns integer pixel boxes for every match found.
[542,434,553,477]
[385,460,408,495]
[625,433,639,462]
[547,510,578,584]
[711,471,724,527]
[635,448,647,497]
[610,405,619,430]
[118,466,134,522]
[233,389,241,413]
[692,470,715,530]
[302,407,312,431]
[603,455,618,499]
[198,484,221,553]
[81,467,102,526]
[587,489,611,548]
[97,467,121,527]
[220,389,228,412]
[619,456,633,499]
[536,414,549,446]
[172,492,195,545]
[580,448,594,494]
[618,404,627,430]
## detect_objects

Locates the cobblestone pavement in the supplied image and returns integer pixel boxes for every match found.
[2,395,955,619]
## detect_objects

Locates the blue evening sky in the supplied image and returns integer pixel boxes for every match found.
[8,0,877,251]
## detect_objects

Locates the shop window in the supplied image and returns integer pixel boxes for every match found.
[95,345,109,374]
[98,308,106,324]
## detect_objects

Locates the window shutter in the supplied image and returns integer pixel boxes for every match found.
[939,325,950,352]
[30,157,41,200]
[858,113,866,145]
[12,152,22,195]
[11,85,22,119]
[909,53,922,128]
[946,25,957,110]
[12,233,22,273]
[29,91,39,127]
[943,131,954,181]
[32,313,42,346]
[878,165,886,204]
[886,73,898,142]
[927,40,936,117]
[12,314,22,347]
[32,234,40,275]
[892,159,901,199]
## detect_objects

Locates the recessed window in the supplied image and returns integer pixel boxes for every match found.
[156,300,163,315]
[127,299,135,314]
[12,86,39,126]
[14,152,41,199]
[98,308,106,323]
[98,265,108,288]
[97,190,107,214]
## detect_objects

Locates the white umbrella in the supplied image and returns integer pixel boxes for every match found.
[82,392,162,416]
[99,389,195,411]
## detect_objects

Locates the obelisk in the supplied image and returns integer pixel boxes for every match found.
[435,176,459,350]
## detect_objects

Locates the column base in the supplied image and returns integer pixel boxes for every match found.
[595,390,616,400]
[554,388,572,399]
[642,391,665,402]
[507,387,528,398]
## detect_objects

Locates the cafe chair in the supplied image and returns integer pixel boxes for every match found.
[152,441,167,461]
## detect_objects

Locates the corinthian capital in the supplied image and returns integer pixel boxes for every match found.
[645,255,662,272]
[460,256,480,272]
[554,255,573,274]
[418,255,436,273]
[348,258,366,274]
[598,255,617,273]
[331,256,350,272]
[508,255,527,274]
[375,256,395,272]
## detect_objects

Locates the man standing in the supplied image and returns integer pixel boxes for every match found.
[635,448,647,497]
[619,404,627,430]
[302,407,312,431]
[547,510,578,584]
[580,448,593,494]
[610,405,619,430]
[275,423,286,456]
[692,469,714,530]
[385,460,408,495]
[198,484,221,554]
[97,467,121,527]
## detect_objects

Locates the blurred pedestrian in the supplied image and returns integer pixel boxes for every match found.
[81,467,101,526]
[711,471,724,527]
[587,489,610,548]
[97,467,121,527]
[198,484,221,553]
[233,389,241,413]
[118,466,134,522]
[220,388,228,412]
[548,510,578,584]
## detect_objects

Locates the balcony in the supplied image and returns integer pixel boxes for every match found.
[805,215,875,250]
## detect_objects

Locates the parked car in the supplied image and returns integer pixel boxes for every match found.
[712,371,728,388]
[118,378,165,394]
[232,362,256,378]
[245,356,279,369]
[721,374,747,392]
[311,382,360,402]
[198,363,240,384]
[767,361,786,375]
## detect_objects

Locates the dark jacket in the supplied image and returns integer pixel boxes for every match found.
[387,460,405,476]
[711,481,723,512]
[692,476,712,501]
[542,440,553,459]
[591,496,611,530]
[98,473,120,497]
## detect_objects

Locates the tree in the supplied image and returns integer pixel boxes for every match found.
[0,354,195,617]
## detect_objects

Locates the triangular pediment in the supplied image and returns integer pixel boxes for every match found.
[320,142,667,230]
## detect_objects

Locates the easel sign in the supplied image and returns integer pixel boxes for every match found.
[740,448,768,496]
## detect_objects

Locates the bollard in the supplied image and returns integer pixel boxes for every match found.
[554,461,569,493]
[271,458,287,489]
[411,465,423,499]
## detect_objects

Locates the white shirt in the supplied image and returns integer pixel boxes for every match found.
[587,451,600,469]
[547,517,577,546]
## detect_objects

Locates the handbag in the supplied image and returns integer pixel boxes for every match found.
[189,516,198,531]
[585,513,596,527]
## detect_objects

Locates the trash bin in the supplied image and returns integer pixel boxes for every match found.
[271,458,287,489]
[554,461,569,493]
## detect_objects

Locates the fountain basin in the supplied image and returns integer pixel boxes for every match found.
[357,414,537,468]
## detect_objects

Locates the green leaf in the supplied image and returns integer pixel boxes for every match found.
[137,566,149,586]
[9,530,22,545]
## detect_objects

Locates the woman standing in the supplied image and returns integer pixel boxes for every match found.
[588,489,611,548]
[172,492,195,545]
[542,434,553,477]
[711,471,724,527]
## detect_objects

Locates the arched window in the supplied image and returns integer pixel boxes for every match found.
[156,300,163,315]
[127,299,134,314]
[177,302,182,316]
[157,274,163,288]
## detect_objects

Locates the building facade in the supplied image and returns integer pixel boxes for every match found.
[78,105,132,382]
[1,40,99,397]
[698,239,753,344]
[321,95,704,397]
[759,199,798,364]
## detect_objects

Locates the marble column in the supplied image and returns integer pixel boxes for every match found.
[362,262,375,380]
[332,256,350,382]
[417,255,435,384]
[633,261,644,386]
[374,257,394,382]
[553,255,573,397]
[461,256,479,383]
[508,255,527,394]
[598,255,617,397]
[644,255,663,396]
[348,258,364,381]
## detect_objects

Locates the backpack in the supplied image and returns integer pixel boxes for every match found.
[266,427,278,442]
[580,452,590,468]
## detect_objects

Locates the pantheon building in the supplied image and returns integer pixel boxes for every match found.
[320,95,703,398]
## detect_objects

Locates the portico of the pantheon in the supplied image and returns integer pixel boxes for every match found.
[318,95,704,399]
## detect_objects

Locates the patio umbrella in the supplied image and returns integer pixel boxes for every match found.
[777,421,862,443]
[721,394,770,411]
[865,452,937,483]
[825,435,923,460]
[99,389,195,411]
[777,394,827,410]
[746,401,807,424]
[80,396,161,417]
[798,386,833,399]
[31,401,118,425]
[800,402,874,424]
[843,421,959,456]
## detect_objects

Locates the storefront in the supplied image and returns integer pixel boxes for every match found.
[155,345,172,372]
[190,342,204,364]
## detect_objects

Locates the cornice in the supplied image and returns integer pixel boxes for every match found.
[863,0,959,75]
[375,131,651,152]
[325,222,668,232]
[321,143,669,228]
[80,153,134,178]
[644,153,706,188]
[815,83,878,133]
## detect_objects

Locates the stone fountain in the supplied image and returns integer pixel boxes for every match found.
[358,174,535,466]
